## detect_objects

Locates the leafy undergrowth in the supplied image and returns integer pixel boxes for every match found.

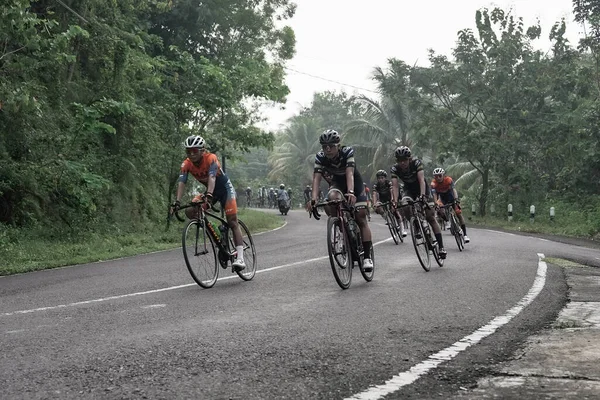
[0,209,283,276]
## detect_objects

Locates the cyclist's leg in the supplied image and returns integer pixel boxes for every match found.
[425,201,446,257]
[353,176,372,264]
[455,205,468,238]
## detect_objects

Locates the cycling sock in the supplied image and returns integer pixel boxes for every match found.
[236,245,244,261]
[363,241,372,259]
[435,233,444,248]
[461,225,467,235]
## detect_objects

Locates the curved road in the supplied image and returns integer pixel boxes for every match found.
[1,209,599,399]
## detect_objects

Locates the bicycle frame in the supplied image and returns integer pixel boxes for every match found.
[175,202,235,265]
[311,198,373,289]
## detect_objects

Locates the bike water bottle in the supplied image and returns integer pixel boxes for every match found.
[210,221,220,240]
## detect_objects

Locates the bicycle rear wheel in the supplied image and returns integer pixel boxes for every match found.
[385,209,400,245]
[182,220,219,288]
[231,220,257,281]
[327,216,352,289]
[410,216,431,272]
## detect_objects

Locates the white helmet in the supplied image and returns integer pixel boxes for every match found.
[433,167,445,176]
[184,135,206,149]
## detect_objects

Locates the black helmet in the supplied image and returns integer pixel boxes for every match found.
[395,146,411,159]
[376,169,387,178]
[319,129,341,145]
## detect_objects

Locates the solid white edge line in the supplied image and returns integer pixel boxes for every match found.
[345,253,548,400]
[1,237,393,317]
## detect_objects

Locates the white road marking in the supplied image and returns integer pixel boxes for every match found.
[1,238,392,317]
[345,253,548,400]
[141,304,166,309]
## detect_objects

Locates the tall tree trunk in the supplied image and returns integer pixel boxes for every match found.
[479,168,489,217]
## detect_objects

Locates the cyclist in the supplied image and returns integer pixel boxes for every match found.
[268,187,276,208]
[171,135,246,271]
[308,129,374,272]
[373,169,407,237]
[364,183,372,221]
[431,168,470,243]
[245,186,252,207]
[303,185,312,210]
[390,146,447,259]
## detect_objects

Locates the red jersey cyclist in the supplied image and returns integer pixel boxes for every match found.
[431,167,470,243]
[171,135,247,271]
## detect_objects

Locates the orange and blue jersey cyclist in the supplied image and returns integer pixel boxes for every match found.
[430,167,470,243]
[171,135,247,271]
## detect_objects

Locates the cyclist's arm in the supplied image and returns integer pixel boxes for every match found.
[452,181,459,201]
[372,190,379,204]
[175,181,186,203]
[431,187,440,204]
[417,170,426,197]
[175,168,189,203]
[391,177,399,203]
[345,166,354,195]
[205,174,216,196]
[311,173,322,202]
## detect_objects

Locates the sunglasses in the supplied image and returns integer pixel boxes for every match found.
[186,148,204,155]
[396,157,409,162]
[434,174,443,178]
[322,144,337,150]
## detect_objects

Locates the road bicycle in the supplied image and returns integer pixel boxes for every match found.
[378,201,404,245]
[169,201,257,288]
[310,198,374,289]
[398,196,444,272]
[441,202,465,251]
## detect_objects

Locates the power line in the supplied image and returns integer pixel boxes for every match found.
[283,66,380,94]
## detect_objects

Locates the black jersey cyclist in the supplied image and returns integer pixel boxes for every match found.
[308,129,374,272]
[390,146,447,259]
[372,169,407,237]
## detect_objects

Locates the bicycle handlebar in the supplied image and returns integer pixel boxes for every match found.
[309,198,361,221]
[167,200,222,223]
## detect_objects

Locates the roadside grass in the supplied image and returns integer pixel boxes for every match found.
[465,211,600,241]
[0,209,283,276]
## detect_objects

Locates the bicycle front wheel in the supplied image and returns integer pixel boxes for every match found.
[429,228,445,268]
[182,220,219,288]
[410,216,431,272]
[327,216,352,289]
[231,220,257,281]
[451,214,464,251]
[385,210,400,245]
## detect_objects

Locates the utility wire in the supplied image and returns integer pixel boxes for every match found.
[55,0,90,24]
[283,66,380,94]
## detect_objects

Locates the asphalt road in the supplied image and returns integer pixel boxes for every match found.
[2,209,600,399]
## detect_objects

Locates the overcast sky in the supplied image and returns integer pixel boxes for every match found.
[261,0,583,130]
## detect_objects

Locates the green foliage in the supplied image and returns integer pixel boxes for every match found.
[0,0,295,233]
[0,209,283,276]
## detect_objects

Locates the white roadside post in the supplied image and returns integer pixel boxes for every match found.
[550,206,555,222]
[530,205,536,224]
[508,204,513,222]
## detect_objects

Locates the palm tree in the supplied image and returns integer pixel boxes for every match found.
[267,118,321,186]
[344,94,413,179]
